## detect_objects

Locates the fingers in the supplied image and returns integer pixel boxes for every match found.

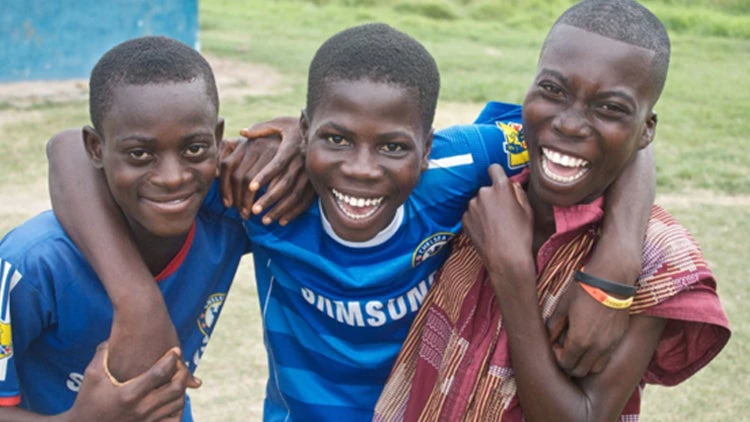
[554,334,585,375]
[239,126,281,140]
[589,353,610,374]
[247,139,299,193]
[125,347,182,393]
[487,163,509,185]
[258,166,310,225]
[568,348,599,378]
[219,140,246,208]
[252,157,305,222]
[546,313,568,346]
[276,185,316,226]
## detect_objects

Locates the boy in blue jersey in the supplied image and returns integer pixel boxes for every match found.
[0,36,253,420]
[47,24,655,420]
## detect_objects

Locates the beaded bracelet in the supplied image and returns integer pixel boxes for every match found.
[578,282,634,310]
[574,268,637,297]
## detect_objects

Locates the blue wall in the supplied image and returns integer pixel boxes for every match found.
[1,0,198,82]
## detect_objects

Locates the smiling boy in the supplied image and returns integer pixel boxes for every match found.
[375,1,730,420]
[47,24,656,420]
[0,36,252,420]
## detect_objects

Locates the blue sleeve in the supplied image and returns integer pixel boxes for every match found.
[0,236,56,405]
[200,179,244,221]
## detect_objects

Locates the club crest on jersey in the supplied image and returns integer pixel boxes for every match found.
[498,121,529,169]
[197,293,226,336]
[0,321,11,360]
[412,232,454,267]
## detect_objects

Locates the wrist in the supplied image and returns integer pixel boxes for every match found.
[487,258,536,298]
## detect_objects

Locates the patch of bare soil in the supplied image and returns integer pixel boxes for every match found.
[0,55,288,108]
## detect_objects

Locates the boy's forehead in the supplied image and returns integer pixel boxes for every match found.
[537,24,658,102]
[101,80,218,136]
[542,24,655,65]
[106,80,216,121]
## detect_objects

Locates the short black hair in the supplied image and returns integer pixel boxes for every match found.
[546,0,671,101]
[89,36,219,131]
[306,23,440,133]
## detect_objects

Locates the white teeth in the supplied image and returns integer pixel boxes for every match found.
[542,157,589,183]
[541,147,590,184]
[542,147,589,168]
[331,189,384,220]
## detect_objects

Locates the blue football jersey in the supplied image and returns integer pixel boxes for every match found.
[0,182,251,419]
[244,102,528,420]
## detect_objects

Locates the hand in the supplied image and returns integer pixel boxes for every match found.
[220,116,313,224]
[547,251,634,378]
[462,164,535,295]
[66,342,194,422]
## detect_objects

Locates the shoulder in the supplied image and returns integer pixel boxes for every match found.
[0,211,73,258]
[0,211,85,297]
[638,205,713,296]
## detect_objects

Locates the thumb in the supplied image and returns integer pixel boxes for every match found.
[487,164,509,185]
[239,125,280,141]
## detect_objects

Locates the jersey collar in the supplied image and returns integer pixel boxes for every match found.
[319,199,404,248]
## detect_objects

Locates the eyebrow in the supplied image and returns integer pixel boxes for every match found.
[319,121,417,143]
[115,131,214,145]
[537,68,638,108]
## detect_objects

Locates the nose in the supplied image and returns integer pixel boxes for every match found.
[151,154,192,189]
[339,146,382,180]
[552,104,591,139]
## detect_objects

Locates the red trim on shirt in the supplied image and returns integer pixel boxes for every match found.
[0,395,21,406]
[154,223,196,282]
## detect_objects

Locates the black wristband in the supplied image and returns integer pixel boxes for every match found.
[574,270,637,297]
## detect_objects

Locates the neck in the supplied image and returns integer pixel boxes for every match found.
[127,223,189,277]
[527,186,557,257]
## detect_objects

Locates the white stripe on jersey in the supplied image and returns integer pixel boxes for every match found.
[428,154,474,169]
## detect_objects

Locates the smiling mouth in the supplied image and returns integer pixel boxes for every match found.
[142,193,195,213]
[331,188,384,220]
[541,147,590,184]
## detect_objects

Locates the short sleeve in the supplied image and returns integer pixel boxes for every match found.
[200,179,244,221]
[0,248,56,406]
[632,206,731,386]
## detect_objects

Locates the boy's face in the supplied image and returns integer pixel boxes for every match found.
[302,79,432,242]
[523,24,658,207]
[84,79,222,240]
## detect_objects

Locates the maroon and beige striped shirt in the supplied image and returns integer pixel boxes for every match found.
[374,182,730,421]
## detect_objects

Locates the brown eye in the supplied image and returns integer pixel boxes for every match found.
[379,143,404,153]
[184,144,208,158]
[129,149,152,161]
[540,82,563,96]
[326,135,350,146]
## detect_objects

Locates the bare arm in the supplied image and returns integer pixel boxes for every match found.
[46,129,178,381]
[548,146,655,376]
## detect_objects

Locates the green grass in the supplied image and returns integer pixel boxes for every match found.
[201,0,750,194]
[0,0,747,420]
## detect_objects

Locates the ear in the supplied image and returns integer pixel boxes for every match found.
[420,128,434,172]
[638,111,657,149]
[214,117,226,177]
[299,109,310,156]
[82,126,105,169]
[215,117,225,146]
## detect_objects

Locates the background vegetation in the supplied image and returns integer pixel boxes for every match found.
[0,0,747,420]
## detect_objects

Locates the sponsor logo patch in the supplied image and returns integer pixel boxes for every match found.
[498,121,529,169]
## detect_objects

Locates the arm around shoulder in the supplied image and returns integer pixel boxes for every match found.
[46,129,179,381]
